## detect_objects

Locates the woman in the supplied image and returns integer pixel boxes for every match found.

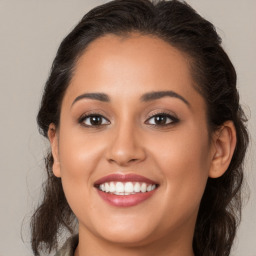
[31,0,249,255]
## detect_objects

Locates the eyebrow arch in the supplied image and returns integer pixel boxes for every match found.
[71,90,190,107]
[140,90,190,106]
[72,93,110,107]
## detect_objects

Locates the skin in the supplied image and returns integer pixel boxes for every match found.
[48,33,236,256]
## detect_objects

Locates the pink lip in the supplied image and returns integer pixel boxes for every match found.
[97,189,157,207]
[94,173,158,185]
[94,173,159,207]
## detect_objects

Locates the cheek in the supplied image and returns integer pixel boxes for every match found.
[58,126,105,175]
[149,125,211,210]
[57,126,106,211]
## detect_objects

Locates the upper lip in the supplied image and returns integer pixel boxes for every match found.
[94,173,159,186]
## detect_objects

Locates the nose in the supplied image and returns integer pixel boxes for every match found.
[106,122,146,167]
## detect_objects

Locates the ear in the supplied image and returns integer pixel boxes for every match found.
[209,121,237,178]
[48,123,61,178]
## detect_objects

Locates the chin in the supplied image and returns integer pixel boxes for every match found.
[91,219,158,246]
[100,229,154,246]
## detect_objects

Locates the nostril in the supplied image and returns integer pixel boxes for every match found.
[107,156,141,166]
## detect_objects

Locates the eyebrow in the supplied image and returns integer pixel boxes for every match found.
[71,90,190,107]
[140,91,190,106]
[71,93,110,106]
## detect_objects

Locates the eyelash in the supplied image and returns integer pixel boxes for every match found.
[145,111,179,127]
[78,112,110,128]
[78,111,179,128]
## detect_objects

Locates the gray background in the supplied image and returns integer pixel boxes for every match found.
[0,0,255,255]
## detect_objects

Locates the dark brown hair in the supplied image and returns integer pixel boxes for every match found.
[31,0,249,255]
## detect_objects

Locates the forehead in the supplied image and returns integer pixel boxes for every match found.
[63,33,205,110]
[74,33,192,86]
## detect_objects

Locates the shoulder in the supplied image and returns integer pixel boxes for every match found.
[54,235,79,256]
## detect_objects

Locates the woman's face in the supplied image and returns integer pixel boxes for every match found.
[51,34,215,247]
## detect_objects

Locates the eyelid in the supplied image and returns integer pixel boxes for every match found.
[146,109,178,120]
[145,110,179,126]
[78,109,109,120]
[78,111,111,126]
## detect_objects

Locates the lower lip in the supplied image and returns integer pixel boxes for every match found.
[96,189,157,207]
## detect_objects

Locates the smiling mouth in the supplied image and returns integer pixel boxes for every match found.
[94,174,159,207]
[95,181,158,195]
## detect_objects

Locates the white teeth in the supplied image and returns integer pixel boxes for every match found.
[105,183,110,192]
[146,184,152,192]
[109,182,115,193]
[116,182,124,193]
[134,182,140,192]
[99,184,105,191]
[98,181,157,194]
[141,183,147,192]
[124,182,133,193]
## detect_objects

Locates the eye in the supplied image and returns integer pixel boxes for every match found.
[79,114,110,127]
[146,112,179,126]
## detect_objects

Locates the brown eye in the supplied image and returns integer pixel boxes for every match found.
[153,115,168,125]
[146,113,179,126]
[89,116,103,125]
[80,114,110,127]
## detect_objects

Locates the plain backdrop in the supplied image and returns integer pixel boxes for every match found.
[0,1,255,255]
